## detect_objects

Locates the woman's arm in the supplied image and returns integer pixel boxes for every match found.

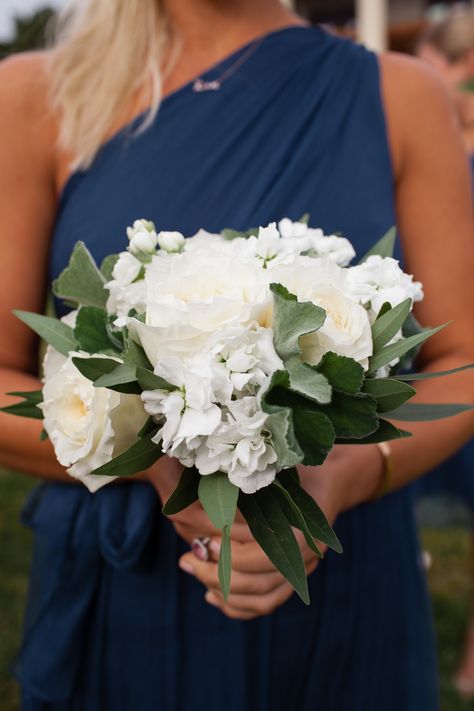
[0,53,71,481]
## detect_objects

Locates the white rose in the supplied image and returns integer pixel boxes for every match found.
[298,285,373,369]
[195,397,277,493]
[41,350,147,492]
[130,251,272,366]
[157,231,185,253]
[345,255,424,313]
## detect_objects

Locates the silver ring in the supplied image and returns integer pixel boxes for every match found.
[191,536,211,561]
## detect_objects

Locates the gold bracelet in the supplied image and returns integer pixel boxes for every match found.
[371,442,394,501]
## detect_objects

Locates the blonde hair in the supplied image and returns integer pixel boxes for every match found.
[49,0,172,169]
[418,9,474,63]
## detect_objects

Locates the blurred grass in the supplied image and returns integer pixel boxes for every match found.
[0,470,473,711]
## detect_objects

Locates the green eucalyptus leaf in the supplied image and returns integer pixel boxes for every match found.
[198,473,239,529]
[94,363,141,394]
[218,525,232,601]
[123,340,152,369]
[387,402,474,421]
[0,400,43,419]
[316,351,364,394]
[14,310,77,357]
[363,378,416,413]
[367,323,447,375]
[162,466,201,515]
[389,364,474,381]
[6,390,43,404]
[75,306,114,353]
[72,356,120,382]
[52,242,107,308]
[238,487,310,604]
[359,226,397,263]
[137,416,157,438]
[276,469,342,553]
[136,366,175,392]
[371,299,412,352]
[273,481,323,558]
[90,431,162,477]
[270,283,326,362]
[337,418,412,444]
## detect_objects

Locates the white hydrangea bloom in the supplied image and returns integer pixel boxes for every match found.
[278,218,356,266]
[105,251,146,326]
[345,255,424,313]
[195,397,278,494]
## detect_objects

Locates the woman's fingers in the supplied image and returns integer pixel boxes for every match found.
[208,537,317,572]
[205,580,295,619]
[179,552,285,595]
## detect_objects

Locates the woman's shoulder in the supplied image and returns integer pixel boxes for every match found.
[0,50,58,182]
[379,52,458,176]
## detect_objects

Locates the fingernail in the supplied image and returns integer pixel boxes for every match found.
[205,592,219,607]
[179,560,194,575]
[209,539,221,555]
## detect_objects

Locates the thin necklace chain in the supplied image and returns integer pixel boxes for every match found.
[192,36,266,93]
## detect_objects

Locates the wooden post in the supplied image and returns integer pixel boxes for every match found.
[356,0,389,52]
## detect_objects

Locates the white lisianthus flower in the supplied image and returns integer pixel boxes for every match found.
[345,255,424,313]
[142,356,221,457]
[41,348,147,492]
[127,219,158,255]
[105,252,146,326]
[130,251,272,366]
[157,230,185,253]
[195,397,278,494]
[278,218,356,266]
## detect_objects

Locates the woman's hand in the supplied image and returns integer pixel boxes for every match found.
[177,443,384,620]
[145,456,253,545]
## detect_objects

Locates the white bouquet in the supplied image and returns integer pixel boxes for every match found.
[4,217,472,602]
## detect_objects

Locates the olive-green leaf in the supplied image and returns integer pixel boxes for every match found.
[14,310,77,357]
[265,406,304,469]
[72,356,120,382]
[286,356,332,404]
[371,299,412,352]
[100,254,119,281]
[136,366,175,392]
[363,378,416,413]
[75,306,113,353]
[273,481,323,557]
[94,363,141,394]
[359,226,397,263]
[387,402,474,421]
[276,469,342,553]
[198,473,239,529]
[162,467,200,515]
[367,323,447,375]
[389,364,474,381]
[337,418,412,444]
[238,487,310,604]
[292,409,336,465]
[90,431,162,477]
[218,525,232,601]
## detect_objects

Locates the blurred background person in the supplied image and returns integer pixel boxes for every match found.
[416,8,474,699]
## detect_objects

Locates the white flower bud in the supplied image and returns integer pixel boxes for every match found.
[126,219,158,255]
[157,231,185,253]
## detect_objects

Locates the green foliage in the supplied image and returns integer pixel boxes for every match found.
[270,283,326,362]
[239,487,309,604]
[162,467,200,515]
[291,409,336,465]
[273,481,323,557]
[337,418,412,444]
[198,473,239,530]
[316,352,364,394]
[100,254,120,281]
[368,323,447,375]
[94,363,141,394]
[363,378,416,413]
[359,226,397,262]
[75,307,114,354]
[0,390,43,420]
[52,242,107,309]
[90,431,162,477]
[286,357,332,405]
[387,402,474,422]
[72,355,120,382]
[371,298,412,352]
[218,525,232,601]
[14,311,77,357]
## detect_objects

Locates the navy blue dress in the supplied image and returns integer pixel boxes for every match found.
[16,28,438,710]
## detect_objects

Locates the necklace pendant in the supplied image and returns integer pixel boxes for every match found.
[193,78,221,93]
